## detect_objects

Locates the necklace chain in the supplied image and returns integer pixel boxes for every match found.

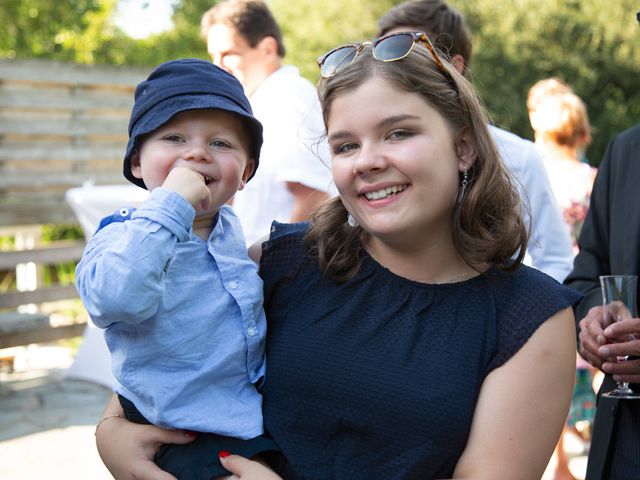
[438,269,473,284]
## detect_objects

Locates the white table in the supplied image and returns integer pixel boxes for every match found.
[64,184,148,387]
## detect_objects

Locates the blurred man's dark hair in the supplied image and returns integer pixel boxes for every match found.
[201,0,286,57]
[377,0,472,75]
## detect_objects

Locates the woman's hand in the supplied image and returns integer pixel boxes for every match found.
[218,453,283,480]
[95,396,195,480]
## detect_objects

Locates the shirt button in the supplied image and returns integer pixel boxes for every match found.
[229,280,238,289]
[247,326,257,336]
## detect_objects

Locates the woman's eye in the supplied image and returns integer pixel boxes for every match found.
[387,129,412,140]
[334,142,359,155]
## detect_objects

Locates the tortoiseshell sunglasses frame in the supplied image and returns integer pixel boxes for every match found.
[317,31,448,78]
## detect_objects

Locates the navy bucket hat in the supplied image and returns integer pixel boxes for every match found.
[123,58,263,189]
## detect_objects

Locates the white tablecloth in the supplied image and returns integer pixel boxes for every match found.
[64,184,148,387]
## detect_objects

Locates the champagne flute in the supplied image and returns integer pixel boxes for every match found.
[599,275,640,399]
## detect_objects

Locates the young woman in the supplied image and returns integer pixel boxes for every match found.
[95,33,579,480]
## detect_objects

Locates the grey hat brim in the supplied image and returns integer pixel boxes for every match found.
[123,93,263,189]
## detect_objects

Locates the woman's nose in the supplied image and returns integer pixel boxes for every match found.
[354,144,386,175]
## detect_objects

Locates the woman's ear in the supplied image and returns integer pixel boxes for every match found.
[451,54,466,75]
[130,151,143,179]
[456,128,477,172]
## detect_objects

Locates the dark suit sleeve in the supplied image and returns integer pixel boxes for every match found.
[564,138,615,323]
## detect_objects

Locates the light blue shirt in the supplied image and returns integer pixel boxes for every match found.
[76,188,266,438]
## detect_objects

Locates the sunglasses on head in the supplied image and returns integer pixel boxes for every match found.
[317,31,449,78]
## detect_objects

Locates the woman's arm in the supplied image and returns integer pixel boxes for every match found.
[95,395,195,480]
[453,307,576,479]
[248,235,268,264]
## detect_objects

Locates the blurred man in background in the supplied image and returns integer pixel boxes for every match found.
[202,0,334,245]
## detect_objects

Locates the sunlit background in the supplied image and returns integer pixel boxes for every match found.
[114,0,175,38]
[1,1,638,478]
[2,0,638,164]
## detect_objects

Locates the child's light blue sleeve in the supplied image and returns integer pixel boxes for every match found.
[75,188,194,328]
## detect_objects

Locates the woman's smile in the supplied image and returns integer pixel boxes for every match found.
[362,184,409,201]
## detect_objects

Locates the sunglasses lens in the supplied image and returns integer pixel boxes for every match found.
[321,46,358,77]
[374,33,414,61]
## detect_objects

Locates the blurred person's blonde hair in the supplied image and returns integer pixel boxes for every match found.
[531,91,592,149]
[526,77,572,114]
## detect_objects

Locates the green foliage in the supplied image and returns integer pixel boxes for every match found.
[0,0,209,66]
[0,235,16,251]
[270,0,398,81]
[92,0,212,66]
[41,225,85,287]
[455,0,640,165]
[0,0,117,63]
[41,224,84,243]
[269,0,640,165]
[2,0,638,164]
[43,262,77,286]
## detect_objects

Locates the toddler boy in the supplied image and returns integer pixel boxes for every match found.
[76,59,276,479]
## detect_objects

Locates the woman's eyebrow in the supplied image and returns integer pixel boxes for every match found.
[328,114,420,142]
[377,114,420,128]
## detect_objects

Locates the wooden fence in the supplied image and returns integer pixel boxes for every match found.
[0,238,86,349]
[0,58,149,226]
[0,59,150,349]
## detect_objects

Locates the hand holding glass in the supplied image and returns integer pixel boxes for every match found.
[599,275,640,399]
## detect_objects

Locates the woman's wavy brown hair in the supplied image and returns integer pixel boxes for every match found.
[306,44,529,283]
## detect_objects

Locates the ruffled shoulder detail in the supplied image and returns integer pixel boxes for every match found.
[487,266,582,371]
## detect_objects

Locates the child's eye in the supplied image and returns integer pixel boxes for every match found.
[163,134,184,142]
[210,139,231,148]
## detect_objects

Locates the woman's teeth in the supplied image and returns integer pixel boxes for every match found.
[365,185,407,201]
[204,176,213,185]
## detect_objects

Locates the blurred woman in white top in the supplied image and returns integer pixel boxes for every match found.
[528,84,596,254]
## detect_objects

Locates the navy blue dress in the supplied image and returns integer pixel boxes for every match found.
[260,222,582,480]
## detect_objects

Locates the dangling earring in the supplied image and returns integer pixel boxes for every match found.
[347,212,358,227]
[458,169,470,203]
